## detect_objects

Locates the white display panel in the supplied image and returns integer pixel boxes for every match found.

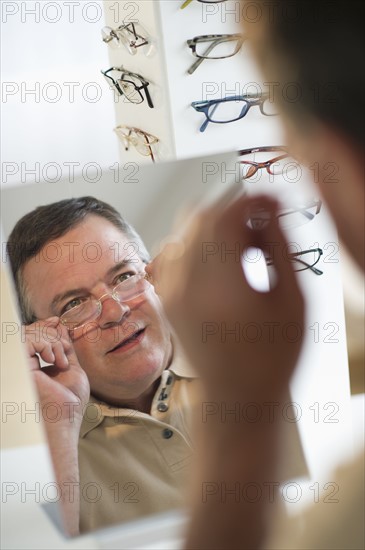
[158,0,285,158]
[1,1,118,188]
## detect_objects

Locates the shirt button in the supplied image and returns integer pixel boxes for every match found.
[157,402,169,413]
[162,428,173,439]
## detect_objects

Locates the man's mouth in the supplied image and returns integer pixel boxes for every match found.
[108,328,146,354]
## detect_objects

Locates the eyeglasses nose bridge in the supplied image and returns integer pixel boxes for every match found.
[95,290,130,322]
[97,290,123,305]
[95,291,122,314]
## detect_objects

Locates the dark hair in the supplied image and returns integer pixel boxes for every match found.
[7,196,150,324]
[249,0,364,147]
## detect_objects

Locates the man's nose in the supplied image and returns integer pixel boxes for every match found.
[98,294,130,328]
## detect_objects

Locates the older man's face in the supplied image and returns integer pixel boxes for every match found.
[22,215,173,404]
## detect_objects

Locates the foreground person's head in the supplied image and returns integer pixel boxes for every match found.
[243,0,364,270]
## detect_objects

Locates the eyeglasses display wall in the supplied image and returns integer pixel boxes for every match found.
[102,0,284,164]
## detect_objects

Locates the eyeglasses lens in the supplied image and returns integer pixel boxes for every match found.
[119,80,143,103]
[208,99,248,122]
[60,275,150,329]
[269,156,299,176]
[195,37,239,59]
[278,204,319,229]
[113,274,150,302]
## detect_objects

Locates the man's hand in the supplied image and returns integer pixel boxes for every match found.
[25,317,90,424]
[24,317,90,536]
[148,193,305,401]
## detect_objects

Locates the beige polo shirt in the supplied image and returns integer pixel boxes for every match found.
[78,353,200,533]
[78,352,308,534]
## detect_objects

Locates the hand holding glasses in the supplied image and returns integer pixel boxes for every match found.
[192,93,277,132]
[101,66,154,108]
[114,126,159,162]
[187,34,246,75]
[102,22,149,54]
[59,273,151,331]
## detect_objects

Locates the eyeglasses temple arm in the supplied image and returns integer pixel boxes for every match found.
[124,129,133,152]
[297,208,315,220]
[188,56,206,75]
[187,40,218,75]
[238,145,288,156]
[199,118,210,132]
[199,102,219,132]
[143,84,154,108]
[293,257,323,275]
[142,133,156,162]
[181,0,194,8]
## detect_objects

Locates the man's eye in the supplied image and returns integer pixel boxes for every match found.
[62,298,85,313]
[115,271,135,284]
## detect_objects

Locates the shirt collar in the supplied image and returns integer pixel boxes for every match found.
[167,343,198,379]
[79,345,197,438]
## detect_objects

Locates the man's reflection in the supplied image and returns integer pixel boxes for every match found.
[7,196,199,535]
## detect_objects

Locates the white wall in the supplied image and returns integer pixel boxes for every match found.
[1,0,118,187]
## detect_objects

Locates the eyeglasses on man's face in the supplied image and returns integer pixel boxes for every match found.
[191,93,277,132]
[248,199,322,231]
[238,146,300,180]
[187,34,245,75]
[114,126,159,162]
[101,22,149,54]
[181,0,227,9]
[266,248,324,275]
[59,272,151,331]
[101,66,154,108]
